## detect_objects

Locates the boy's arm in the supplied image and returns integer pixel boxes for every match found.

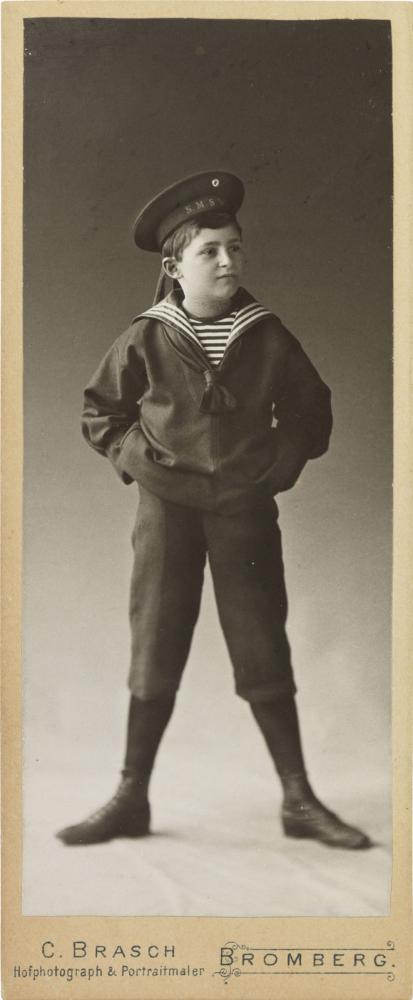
[271,330,333,493]
[81,335,147,484]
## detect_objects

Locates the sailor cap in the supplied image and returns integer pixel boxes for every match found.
[133,170,244,252]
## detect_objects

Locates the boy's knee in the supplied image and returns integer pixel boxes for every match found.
[237,680,298,703]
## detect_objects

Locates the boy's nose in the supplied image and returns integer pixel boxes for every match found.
[218,249,232,266]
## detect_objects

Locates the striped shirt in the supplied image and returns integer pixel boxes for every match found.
[186,311,237,365]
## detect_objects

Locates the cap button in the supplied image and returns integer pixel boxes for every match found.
[211,178,220,187]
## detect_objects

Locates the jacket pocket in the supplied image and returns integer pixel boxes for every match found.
[260,426,310,495]
[118,422,153,483]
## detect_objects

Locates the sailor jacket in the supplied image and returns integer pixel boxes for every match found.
[82,288,332,512]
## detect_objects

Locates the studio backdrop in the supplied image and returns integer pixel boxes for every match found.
[23,16,392,917]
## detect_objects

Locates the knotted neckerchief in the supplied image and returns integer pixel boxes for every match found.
[200,369,237,413]
[160,326,238,413]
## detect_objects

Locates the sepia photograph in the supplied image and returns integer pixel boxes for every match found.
[2,3,412,999]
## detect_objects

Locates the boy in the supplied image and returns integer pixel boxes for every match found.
[57,170,371,850]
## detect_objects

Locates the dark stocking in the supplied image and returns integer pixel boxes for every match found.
[250,693,372,848]
[56,693,176,846]
[250,694,316,806]
[122,693,176,789]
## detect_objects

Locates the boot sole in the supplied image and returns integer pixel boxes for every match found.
[56,807,151,846]
[57,825,151,846]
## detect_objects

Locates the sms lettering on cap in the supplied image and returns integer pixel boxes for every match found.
[133,171,244,252]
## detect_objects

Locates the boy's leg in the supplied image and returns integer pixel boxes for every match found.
[128,487,206,699]
[206,499,371,849]
[250,694,371,848]
[56,694,175,845]
[205,497,296,703]
[57,489,206,846]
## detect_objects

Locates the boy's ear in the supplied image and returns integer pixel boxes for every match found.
[162,257,181,279]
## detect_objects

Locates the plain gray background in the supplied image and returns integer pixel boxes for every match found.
[23,17,392,915]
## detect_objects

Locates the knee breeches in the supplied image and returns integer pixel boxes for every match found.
[128,487,296,702]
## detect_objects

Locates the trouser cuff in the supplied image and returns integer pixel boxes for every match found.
[240,680,297,703]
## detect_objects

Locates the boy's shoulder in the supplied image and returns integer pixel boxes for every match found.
[109,311,160,354]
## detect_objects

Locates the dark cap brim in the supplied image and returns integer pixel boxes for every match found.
[133,170,244,252]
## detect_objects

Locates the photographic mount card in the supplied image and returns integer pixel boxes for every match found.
[2,2,412,999]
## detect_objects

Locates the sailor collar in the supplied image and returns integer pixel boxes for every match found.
[134,288,273,352]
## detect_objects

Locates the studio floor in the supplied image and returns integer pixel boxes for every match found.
[24,681,391,918]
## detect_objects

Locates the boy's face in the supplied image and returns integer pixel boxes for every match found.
[166,223,244,308]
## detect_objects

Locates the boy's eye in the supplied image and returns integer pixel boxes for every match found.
[200,245,241,256]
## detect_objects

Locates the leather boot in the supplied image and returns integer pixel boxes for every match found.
[56,694,175,846]
[250,695,372,850]
[281,796,371,849]
[56,775,150,845]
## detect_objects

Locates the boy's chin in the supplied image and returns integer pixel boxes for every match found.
[214,279,240,299]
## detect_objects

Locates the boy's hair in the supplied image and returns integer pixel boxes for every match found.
[161,211,242,261]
